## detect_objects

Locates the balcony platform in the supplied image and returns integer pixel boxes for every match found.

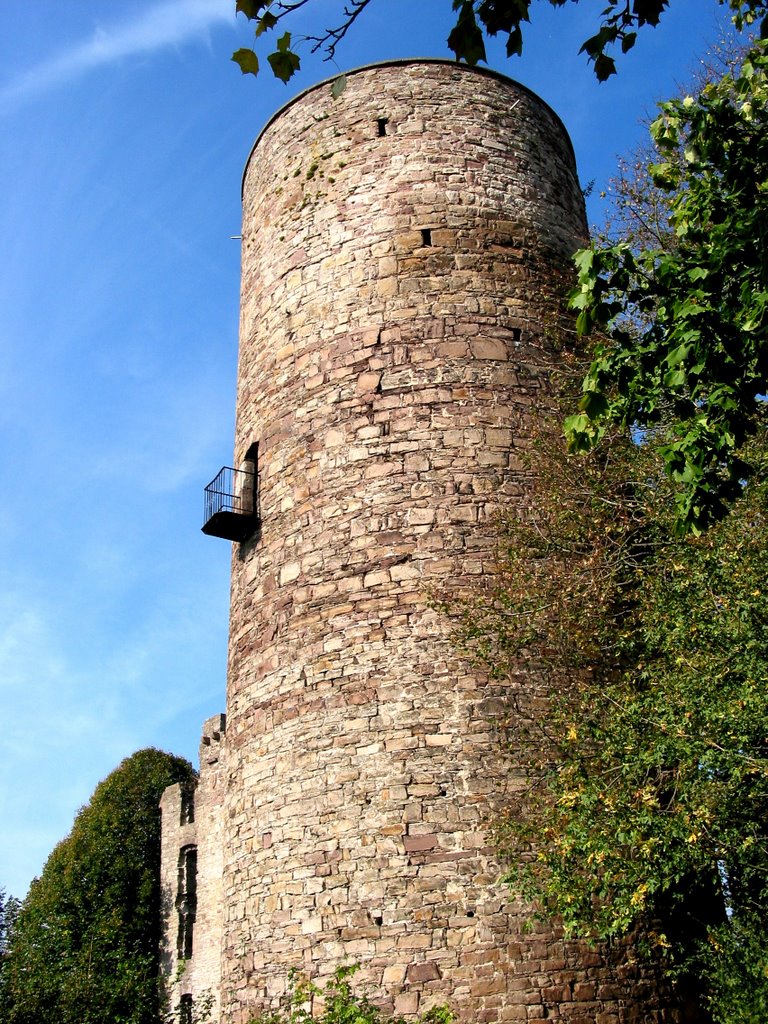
[202,466,258,542]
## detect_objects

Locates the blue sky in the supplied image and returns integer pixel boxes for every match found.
[0,0,737,898]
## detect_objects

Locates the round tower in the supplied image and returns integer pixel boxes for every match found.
[220,60,671,1023]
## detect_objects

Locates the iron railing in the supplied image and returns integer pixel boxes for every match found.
[202,466,259,541]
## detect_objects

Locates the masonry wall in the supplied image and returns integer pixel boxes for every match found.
[215,60,683,1024]
[160,714,227,1021]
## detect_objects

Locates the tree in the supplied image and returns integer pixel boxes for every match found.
[232,0,768,84]
[443,35,768,1016]
[0,886,20,1012]
[0,748,195,1024]
[451,400,768,1020]
[566,40,768,533]
[0,888,19,959]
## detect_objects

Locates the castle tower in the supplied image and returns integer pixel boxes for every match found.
[162,60,683,1024]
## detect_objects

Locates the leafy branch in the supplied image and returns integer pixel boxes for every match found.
[567,41,768,533]
[232,2,768,85]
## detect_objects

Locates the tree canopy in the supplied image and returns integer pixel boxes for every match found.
[232,0,768,83]
[567,40,768,533]
[0,749,195,1024]
[454,396,768,1020]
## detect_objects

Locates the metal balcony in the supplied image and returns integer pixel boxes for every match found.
[202,466,259,542]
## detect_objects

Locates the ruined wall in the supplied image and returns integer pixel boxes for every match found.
[160,714,227,1021]
[212,60,679,1024]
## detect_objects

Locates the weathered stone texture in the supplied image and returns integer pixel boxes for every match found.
[160,714,227,1020]
[162,60,687,1024]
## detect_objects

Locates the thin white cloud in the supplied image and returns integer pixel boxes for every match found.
[0,0,232,110]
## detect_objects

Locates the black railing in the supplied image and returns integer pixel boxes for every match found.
[202,466,259,541]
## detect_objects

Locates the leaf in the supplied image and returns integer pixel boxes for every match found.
[255,11,278,37]
[648,162,676,189]
[573,247,595,276]
[476,0,531,37]
[232,48,260,77]
[687,266,709,282]
[593,54,617,82]
[666,343,692,368]
[579,26,617,59]
[330,74,347,99]
[580,389,609,419]
[506,25,524,58]
[236,0,269,19]
[448,1,488,66]
[268,34,300,83]
[664,367,687,388]
[575,309,593,335]
[633,0,666,27]
[563,412,602,453]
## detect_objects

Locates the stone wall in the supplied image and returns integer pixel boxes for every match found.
[209,60,682,1024]
[160,714,227,1021]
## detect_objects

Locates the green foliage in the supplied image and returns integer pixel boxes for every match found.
[0,886,20,1014]
[567,41,768,533]
[267,32,301,83]
[0,888,19,958]
[231,1,768,85]
[453,28,768,1019]
[0,748,195,1024]
[249,965,452,1024]
[457,410,768,1021]
[233,47,261,76]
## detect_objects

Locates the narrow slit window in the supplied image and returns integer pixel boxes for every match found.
[377,117,389,137]
[421,228,433,247]
[180,783,195,825]
[177,846,198,959]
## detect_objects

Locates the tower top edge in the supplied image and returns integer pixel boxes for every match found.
[241,58,576,197]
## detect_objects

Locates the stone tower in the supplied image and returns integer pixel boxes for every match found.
[161,60,680,1024]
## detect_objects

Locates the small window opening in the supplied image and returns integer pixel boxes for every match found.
[377,117,389,137]
[180,783,195,826]
[180,994,194,1024]
[420,228,433,247]
[239,442,260,518]
[177,846,198,959]
[510,327,522,343]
